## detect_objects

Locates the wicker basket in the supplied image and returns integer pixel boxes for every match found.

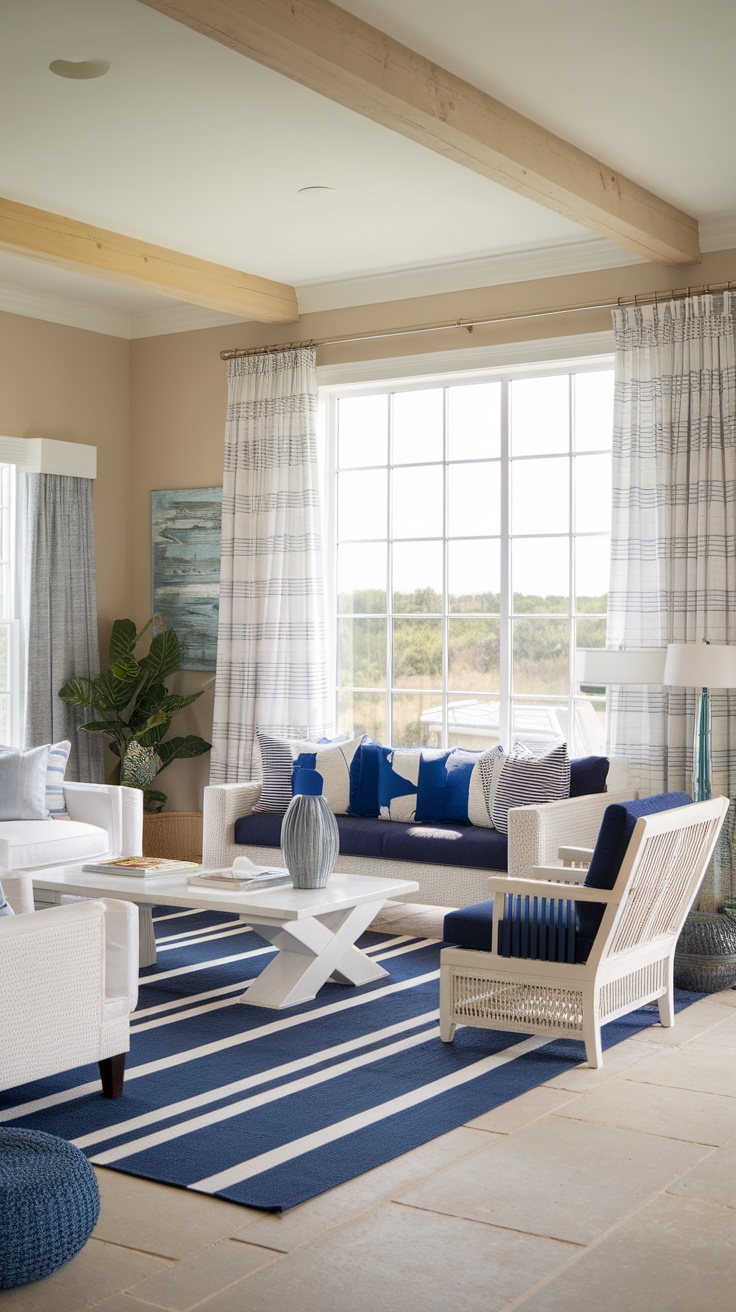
[673,910,736,993]
[142,812,203,863]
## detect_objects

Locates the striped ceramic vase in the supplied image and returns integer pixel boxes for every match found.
[281,768,340,889]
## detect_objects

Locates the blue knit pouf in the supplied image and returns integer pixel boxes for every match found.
[0,1128,100,1289]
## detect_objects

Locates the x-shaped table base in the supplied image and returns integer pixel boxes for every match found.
[239,900,388,1009]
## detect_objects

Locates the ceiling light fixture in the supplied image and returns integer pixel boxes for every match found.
[49,59,110,80]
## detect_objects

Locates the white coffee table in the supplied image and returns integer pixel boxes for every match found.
[31,866,420,1010]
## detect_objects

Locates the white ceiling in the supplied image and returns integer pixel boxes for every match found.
[1,0,735,338]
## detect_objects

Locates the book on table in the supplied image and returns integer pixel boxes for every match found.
[188,856,293,891]
[82,856,201,878]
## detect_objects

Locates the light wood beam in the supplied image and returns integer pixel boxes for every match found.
[140,0,699,267]
[0,197,298,323]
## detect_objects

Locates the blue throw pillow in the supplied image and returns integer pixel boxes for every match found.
[569,756,609,798]
[348,740,382,817]
[378,747,448,822]
[415,746,503,827]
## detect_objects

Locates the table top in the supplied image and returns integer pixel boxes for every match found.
[30,865,420,922]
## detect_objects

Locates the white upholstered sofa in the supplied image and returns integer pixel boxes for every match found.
[0,782,143,914]
[203,759,632,908]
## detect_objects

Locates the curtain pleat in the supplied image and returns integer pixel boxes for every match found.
[25,473,104,783]
[608,294,736,903]
[210,346,329,781]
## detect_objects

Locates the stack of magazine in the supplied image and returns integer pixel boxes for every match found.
[188,857,293,891]
[82,856,201,878]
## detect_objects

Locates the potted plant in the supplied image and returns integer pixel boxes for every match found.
[59,617,212,826]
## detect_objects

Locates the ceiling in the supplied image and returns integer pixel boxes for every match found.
[1,0,735,338]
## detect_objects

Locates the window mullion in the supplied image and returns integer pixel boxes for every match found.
[499,379,511,748]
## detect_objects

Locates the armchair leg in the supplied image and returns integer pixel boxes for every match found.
[99,1052,126,1098]
[584,1026,603,1069]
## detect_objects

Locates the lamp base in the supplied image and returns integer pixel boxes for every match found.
[673,910,736,992]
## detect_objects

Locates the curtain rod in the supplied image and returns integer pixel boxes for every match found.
[219,280,736,360]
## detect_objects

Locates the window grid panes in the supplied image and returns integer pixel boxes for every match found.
[332,367,613,754]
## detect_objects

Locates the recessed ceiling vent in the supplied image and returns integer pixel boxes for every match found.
[49,59,110,80]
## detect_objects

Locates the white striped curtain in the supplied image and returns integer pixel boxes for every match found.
[210,346,329,782]
[607,294,736,904]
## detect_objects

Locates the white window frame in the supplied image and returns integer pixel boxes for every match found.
[0,462,21,745]
[322,352,615,757]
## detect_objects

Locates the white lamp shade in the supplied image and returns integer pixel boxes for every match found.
[575,648,667,685]
[663,643,736,689]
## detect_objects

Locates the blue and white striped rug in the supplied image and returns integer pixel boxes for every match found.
[0,907,702,1212]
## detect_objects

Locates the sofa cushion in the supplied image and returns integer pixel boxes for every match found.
[0,820,110,869]
[234,811,509,871]
[0,745,51,821]
[443,898,585,962]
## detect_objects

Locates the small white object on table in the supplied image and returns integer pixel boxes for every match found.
[30,865,419,1009]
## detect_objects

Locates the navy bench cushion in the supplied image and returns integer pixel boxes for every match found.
[444,898,584,963]
[234,811,509,871]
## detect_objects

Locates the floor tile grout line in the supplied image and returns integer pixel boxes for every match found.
[495,1144,720,1312]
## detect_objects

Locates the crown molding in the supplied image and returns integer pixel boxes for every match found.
[700,212,736,252]
[317,330,615,388]
[0,280,131,337]
[296,238,644,315]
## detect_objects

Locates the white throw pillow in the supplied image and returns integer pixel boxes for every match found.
[253,730,364,815]
[0,744,51,821]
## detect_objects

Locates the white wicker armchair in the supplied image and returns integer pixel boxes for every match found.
[0,898,139,1098]
[440,795,728,1067]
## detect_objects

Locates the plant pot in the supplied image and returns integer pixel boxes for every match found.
[142,811,203,863]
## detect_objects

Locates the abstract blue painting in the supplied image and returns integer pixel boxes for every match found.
[151,487,222,671]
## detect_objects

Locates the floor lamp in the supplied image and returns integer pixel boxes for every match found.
[663,643,736,802]
[574,648,667,755]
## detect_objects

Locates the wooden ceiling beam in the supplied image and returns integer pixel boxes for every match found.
[140,0,700,267]
[0,196,299,323]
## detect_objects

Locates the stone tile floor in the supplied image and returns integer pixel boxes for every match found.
[6,988,736,1312]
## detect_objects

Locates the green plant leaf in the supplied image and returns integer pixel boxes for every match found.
[79,719,121,735]
[94,671,135,713]
[143,788,167,813]
[108,618,138,666]
[134,712,171,747]
[111,655,140,682]
[128,682,167,732]
[140,629,181,684]
[161,690,204,712]
[58,677,96,707]
[156,735,212,771]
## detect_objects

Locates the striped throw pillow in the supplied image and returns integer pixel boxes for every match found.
[491,742,571,835]
[46,740,72,816]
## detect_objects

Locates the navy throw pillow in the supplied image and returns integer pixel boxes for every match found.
[569,756,609,798]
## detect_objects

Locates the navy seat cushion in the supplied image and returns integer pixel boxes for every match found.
[443,899,586,963]
[234,811,509,871]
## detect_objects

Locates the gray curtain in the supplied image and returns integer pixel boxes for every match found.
[25,473,104,783]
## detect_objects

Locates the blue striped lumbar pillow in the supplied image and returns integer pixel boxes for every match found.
[491,742,571,835]
[46,740,72,816]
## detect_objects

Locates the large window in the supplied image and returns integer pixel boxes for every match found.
[0,462,20,745]
[327,363,614,757]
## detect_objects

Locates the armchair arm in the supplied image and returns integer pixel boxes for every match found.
[63,782,143,856]
[100,898,139,1011]
[507,789,635,881]
[488,874,614,901]
[203,781,263,868]
[559,845,594,866]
